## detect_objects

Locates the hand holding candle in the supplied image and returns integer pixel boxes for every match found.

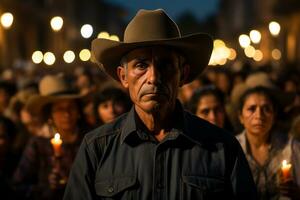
[281,160,292,181]
[51,133,62,156]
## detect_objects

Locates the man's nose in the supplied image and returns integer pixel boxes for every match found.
[208,111,217,124]
[147,64,161,84]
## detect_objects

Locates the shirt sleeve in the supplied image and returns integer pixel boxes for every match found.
[63,135,100,200]
[230,140,258,199]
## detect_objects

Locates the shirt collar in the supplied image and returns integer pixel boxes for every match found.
[120,100,186,145]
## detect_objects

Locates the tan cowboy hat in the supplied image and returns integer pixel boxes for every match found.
[230,72,295,109]
[91,9,213,84]
[26,75,81,114]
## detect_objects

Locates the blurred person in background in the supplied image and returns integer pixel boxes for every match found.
[75,69,96,96]
[13,75,87,200]
[178,74,211,107]
[188,85,233,132]
[215,68,232,97]
[93,86,132,125]
[236,86,300,199]
[0,80,17,117]
[0,116,18,199]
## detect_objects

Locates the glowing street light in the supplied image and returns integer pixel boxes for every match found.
[0,12,14,29]
[239,34,251,48]
[79,49,91,61]
[43,52,56,65]
[32,51,43,64]
[244,45,256,58]
[110,35,120,41]
[253,50,263,62]
[272,49,281,60]
[97,31,110,39]
[81,24,93,38]
[249,30,261,44]
[50,16,64,31]
[269,21,281,36]
[63,50,75,63]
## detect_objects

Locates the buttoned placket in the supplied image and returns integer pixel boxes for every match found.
[153,143,166,200]
[152,131,180,200]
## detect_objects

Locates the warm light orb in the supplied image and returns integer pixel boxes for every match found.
[81,24,93,38]
[214,39,225,48]
[228,48,237,60]
[253,50,263,62]
[244,45,256,58]
[269,21,281,36]
[63,50,75,63]
[43,52,56,65]
[239,34,251,48]
[97,31,110,39]
[79,49,91,61]
[0,12,14,29]
[50,16,63,31]
[32,51,43,64]
[249,30,261,44]
[110,35,120,41]
[272,49,281,60]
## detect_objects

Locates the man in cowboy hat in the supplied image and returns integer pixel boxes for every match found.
[64,9,257,199]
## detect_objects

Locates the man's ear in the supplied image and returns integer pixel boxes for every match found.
[117,66,128,88]
[179,64,190,87]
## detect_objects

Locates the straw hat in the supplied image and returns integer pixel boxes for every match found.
[91,9,213,84]
[26,75,81,114]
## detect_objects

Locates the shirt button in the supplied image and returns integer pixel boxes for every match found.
[107,186,114,193]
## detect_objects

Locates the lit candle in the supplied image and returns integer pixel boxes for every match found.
[281,160,292,180]
[50,133,63,156]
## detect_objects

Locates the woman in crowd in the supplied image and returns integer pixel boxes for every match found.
[236,86,300,199]
[13,75,87,200]
[188,85,233,132]
[93,86,131,125]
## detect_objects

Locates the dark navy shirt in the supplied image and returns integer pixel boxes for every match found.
[64,102,257,199]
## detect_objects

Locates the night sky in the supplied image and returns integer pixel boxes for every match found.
[104,0,220,22]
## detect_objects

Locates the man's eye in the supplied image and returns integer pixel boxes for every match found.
[200,109,210,116]
[135,62,148,69]
[247,106,256,112]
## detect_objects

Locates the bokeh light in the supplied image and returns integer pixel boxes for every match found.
[272,49,281,60]
[269,21,281,36]
[50,16,64,31]
[43,52,56,65]
[81,24,93,38]
[32,51,43,64]
[79,49,91,61]
[239,34,251,48]
[249,30,261,44]
[63,50,75,63]
[253,50,263,61]
[0,12,14,29]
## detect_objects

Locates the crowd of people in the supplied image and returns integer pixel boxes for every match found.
[1,8,300,200]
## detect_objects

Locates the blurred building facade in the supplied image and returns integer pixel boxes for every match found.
[0,0,126,70]
[218,0,300,69]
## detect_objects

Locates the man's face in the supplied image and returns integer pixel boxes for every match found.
[118,46,186,114]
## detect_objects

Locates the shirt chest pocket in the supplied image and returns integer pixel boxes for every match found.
[181,176,226,200]
[95,176,138,199]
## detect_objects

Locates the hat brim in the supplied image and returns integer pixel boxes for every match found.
[91,33,213,84]
[26,94,81,115]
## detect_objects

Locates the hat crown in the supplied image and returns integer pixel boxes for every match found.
[39,75,71,96]
[124,9,181,43]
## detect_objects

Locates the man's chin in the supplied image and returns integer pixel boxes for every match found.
[139,101,166,113]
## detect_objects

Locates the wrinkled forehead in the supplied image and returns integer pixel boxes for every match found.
[123,46,181,63]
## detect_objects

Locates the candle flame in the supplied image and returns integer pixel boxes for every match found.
[282,160,287,166]
[54,133,60,140]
